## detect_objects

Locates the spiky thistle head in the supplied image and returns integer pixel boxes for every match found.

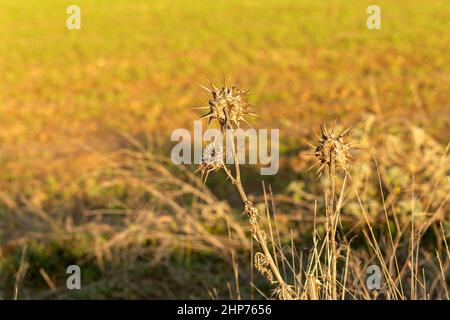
[195,141,224,184]
[312,124,352,177]
[199,83,255,129]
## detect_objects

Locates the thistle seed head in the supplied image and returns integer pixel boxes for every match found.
[196,141,224,184]
[313,124,352,176]
[200,84,254,129]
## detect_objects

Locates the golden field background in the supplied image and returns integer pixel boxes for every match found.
[0,0,449,299]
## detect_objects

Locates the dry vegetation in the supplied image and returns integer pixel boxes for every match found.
[188,83,450,300]
[3,83,449,299]
[0,0,449,299]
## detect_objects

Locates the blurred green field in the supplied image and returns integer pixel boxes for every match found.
[0,0,449,299]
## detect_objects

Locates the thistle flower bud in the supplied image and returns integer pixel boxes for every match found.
[199,84,255,129]
[313,124,352,176]
[196,141,224,184]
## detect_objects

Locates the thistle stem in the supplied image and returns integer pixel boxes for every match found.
[327,163,338,300]
[224,124,294,299]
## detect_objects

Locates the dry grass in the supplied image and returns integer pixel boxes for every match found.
[186,84,450,300]
[0,102,448,299]
[1,92,449,299]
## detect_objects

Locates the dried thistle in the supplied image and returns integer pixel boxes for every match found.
[199,83,255,129]
[305,123,353,300]
[195,141,224,184]
[311,124,352,178]
[195,82,294,300]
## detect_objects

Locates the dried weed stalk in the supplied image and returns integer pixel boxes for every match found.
[309,124,353,299]
[197,83,294,299]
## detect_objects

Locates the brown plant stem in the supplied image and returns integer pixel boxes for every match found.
[327,163,338,300]
[223,126,294,299]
